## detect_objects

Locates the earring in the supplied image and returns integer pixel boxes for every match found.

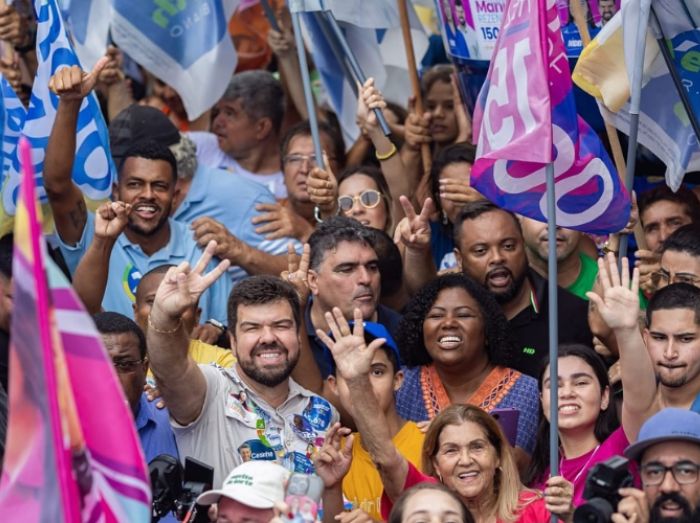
[437,472,443,483]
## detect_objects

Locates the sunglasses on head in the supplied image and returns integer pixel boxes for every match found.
[337,189,383,213]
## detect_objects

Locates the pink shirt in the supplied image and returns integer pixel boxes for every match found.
[535,427,637,506]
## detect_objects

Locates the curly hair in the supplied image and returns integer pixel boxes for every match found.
[396,273,515,368]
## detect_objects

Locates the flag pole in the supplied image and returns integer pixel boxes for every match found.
[311,11,359,98]
[289,1,325,168]
[322,10,393,136]
[396,0,432,176]
[650,6,700,143]
[546,161,559,523]
[618,0,652,260]
[569,0,646,250]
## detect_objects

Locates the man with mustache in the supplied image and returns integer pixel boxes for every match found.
[44,64,231,326]
[306,217,401,379]
[612,408,700,523]
[146,253,338,488]
[453,201,592,376]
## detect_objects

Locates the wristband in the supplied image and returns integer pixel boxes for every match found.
[375,142,398,161]
[206,318,226,332]
[148,314,182,335]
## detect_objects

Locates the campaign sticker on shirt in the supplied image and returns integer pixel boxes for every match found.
[238,439,276,461]
[122,264,142,303]
[286,451,315,474]
[290,414,316,443]
[302,397,333,432]
[225,391,259,427]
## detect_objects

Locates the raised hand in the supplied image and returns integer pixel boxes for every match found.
[151,241,231,321]
[403,98,432,151]
[356,77,387,135]
[0,4,29,47]
[439,175,483,206]
[94,201,131,240]
[313,422,354,489]
[49,55,110,101]
[451,74,472,143]
[191,216,245,264]
[97,46,125,86]
[281,243,311,302]
[252,202,314,241]
[394,196,435,251]
[586,253,640,331]
[316,308,385,381]
[307,152,338,215]
[544,476,574,523]
[634,249,660,295]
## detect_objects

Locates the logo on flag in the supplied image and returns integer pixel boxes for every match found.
[0,76,27,235]
[471,0,630,234]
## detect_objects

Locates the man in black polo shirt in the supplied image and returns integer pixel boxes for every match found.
[453,201,592,376]
[306,217,401,378]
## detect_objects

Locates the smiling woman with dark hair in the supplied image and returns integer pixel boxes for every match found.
[394,273,541,458]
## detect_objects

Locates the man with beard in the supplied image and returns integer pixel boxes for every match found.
[612,408,700,523]
[598,0,617,25]
[653,226,700,291]
[147,256,338,487]
[453,201,592,376]
[44,63,231,325]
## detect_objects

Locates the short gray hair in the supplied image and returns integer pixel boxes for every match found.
[222,71,285,134]
[168,135,198,181]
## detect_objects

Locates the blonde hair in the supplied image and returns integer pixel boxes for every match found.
[422,404,538,523]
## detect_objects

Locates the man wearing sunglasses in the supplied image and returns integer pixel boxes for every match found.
[653,225,700,291]
[612,408,700,523]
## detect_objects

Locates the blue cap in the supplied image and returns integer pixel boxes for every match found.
[325,321,401,374]
[624,408,700,462]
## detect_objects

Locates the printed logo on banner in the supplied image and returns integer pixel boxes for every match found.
[113,0,226,68]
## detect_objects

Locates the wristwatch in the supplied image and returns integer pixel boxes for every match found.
[205,318,226,332]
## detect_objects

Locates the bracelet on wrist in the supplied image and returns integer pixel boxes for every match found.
[148,314,182,335]
[375,142,398,161]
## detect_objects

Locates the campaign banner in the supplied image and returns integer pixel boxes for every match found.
[0,76,26,236]
[436,0,621,61]
[471,0,630,234]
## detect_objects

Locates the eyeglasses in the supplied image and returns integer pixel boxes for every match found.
[641,461,700,486]
[112,358,148,373]
[283,154,320,169]
[338,190,383,213]
[651,270,700,288]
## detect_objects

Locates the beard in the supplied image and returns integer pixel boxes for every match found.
[650,492,700,523]
[237,342,299,387]
[127,207,170,237]
[488,267,528,304]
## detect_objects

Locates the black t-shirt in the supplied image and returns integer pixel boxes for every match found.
[508,270,593,377]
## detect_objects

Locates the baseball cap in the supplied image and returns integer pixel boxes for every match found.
[624,408,700,462]
[196,461,290,507]
[109,105,180,171]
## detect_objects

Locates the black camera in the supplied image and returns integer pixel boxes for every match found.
[573,456,634,523]
[149,455,214,523]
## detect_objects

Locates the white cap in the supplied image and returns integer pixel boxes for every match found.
[196,461,289,507]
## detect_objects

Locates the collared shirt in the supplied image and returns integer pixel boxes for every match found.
[172,365,338,488]
[508,269,593,377]
[304,298,402,378]
[57,213,231,323]
[173,163,298,287]
[135,393,179,464]
[188,132,287,199]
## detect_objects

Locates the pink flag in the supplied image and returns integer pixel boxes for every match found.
[471,0,630,234]
[0,138,151,522]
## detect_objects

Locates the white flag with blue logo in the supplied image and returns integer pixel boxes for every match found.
[59,0,112,71]
[111,0,239,120]
[0,76,27,235]
[4,0,115,228]
[296,0,427,145]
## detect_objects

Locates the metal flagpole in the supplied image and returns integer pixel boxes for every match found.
[289,0,325,168]
[546,162,559,523]
[618,0,652,261]
[322,10,393,136]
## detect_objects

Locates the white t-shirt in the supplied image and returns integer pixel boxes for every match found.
[188,131,287,199]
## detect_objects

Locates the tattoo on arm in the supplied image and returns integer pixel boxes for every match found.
[68,198,86,231]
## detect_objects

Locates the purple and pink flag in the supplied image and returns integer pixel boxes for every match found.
[0,139,151,521]
[471,0,630,234]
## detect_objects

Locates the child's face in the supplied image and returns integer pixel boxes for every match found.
[330,347,402,417]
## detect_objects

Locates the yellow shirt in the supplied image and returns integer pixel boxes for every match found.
[147,339,235,379]
[342,421,424,521]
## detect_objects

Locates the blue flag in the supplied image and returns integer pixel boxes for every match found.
[0,76,27,235]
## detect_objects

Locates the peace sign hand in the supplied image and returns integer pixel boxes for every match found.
[586,253,640,331]
[281,243,311,302]
[151,241,231,322]
[394,196,435,252]
[316,308,385,381]
[313,422,354,489]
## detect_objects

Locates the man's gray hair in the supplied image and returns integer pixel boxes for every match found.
[169,135,198,181]
[221,70,285,134]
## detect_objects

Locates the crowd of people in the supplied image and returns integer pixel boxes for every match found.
[1,2,700,523]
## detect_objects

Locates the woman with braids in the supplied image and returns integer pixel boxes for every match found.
[395,274,540,461]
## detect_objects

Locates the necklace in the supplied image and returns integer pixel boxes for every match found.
[560,444,601,486]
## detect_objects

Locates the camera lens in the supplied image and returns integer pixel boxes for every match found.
[573,497,615,523]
